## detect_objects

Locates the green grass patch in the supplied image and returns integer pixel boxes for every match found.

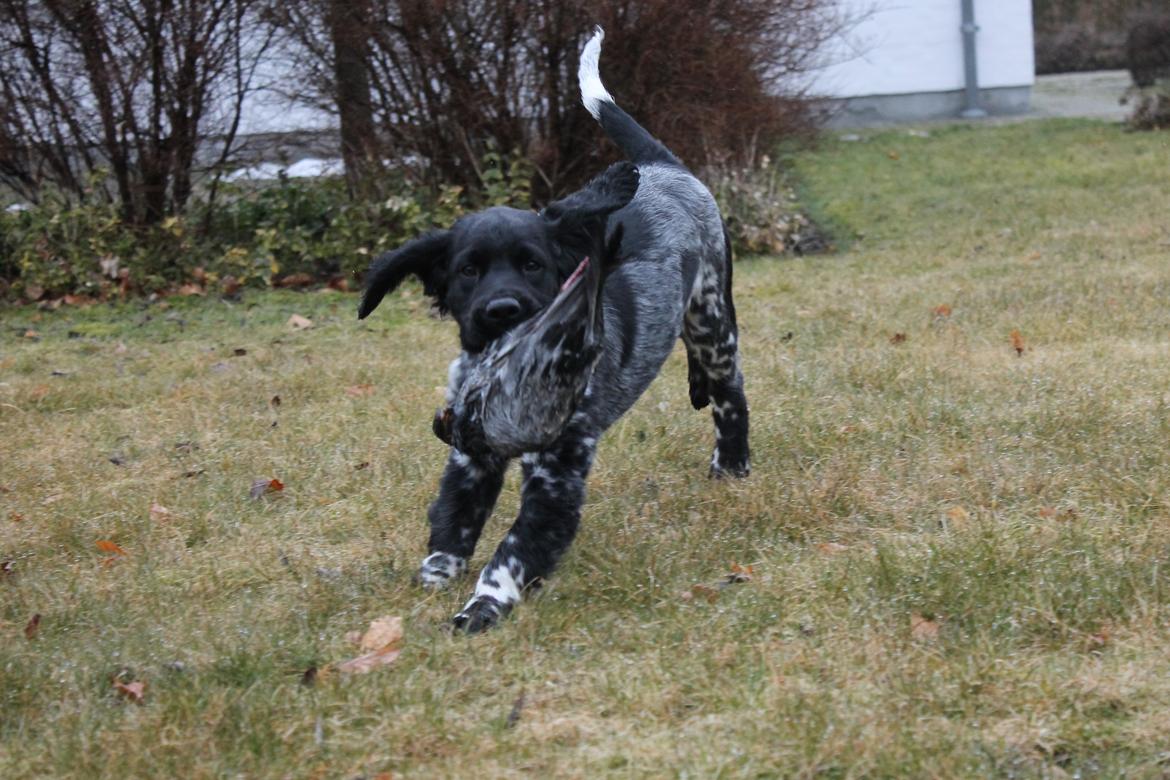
[3,119,1170,777]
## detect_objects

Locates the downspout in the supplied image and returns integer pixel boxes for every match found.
[960,0,987,118]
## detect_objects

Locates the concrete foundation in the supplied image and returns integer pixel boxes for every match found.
[825,85,1033,127]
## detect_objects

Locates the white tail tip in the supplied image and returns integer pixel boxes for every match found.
[579,26,613,121]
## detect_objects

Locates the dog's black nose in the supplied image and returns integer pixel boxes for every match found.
[484,297,523,323]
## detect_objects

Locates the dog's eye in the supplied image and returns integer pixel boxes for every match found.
[522,260,541,273]
[460,264,479,278]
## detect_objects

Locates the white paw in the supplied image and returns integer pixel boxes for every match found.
[416,552,467,589]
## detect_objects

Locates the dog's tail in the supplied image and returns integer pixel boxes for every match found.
[579,27,681,167]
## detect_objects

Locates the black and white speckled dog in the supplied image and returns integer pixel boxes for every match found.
[358,27,750,632]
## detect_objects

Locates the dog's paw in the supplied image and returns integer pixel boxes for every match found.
[709,450,750,479]
[452,595,510,634]
[414,552,467,589]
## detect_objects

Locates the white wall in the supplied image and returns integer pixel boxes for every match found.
[812,0,1034,98]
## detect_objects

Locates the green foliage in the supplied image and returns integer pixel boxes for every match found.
[706,155,827,257]
[0,156,526,301]
[1125,80,1170,131]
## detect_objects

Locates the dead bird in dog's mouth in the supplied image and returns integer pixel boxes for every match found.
[433,220,626,460]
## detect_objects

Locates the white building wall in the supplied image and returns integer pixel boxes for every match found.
[813,0,1034,99]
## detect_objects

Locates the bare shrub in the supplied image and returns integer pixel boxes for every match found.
[276,0,845,201]
[0,0,275,225]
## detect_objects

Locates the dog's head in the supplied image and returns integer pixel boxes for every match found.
[358,162,638,353]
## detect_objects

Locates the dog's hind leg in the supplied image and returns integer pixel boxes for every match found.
[452,416,599,632]
[682,235,750,479]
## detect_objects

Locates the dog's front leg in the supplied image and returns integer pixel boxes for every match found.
[453,422,598,632]
[416,449,507,589]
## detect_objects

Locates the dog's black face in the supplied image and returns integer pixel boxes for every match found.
[442,208,564,351]
[358,162,639,353]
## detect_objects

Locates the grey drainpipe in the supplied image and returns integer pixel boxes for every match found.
[960,0,987,118]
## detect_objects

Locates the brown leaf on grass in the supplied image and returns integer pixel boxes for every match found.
[326,276,349,292]
[275,273,314,289]
[96,540,127,556]
[22,329,40,340]
[816,542,849,554]
[0,485,10,493]
[689,584,721,604]
[1038,506,1057,518]
[24,613,41,639]
[10,512,23,523]
[889,332,907,344]
[1010,329,1026,356]
[113,680,146,704]
[931,304,952,319]
[345,384,375,398]
[287,314,313,330]
[232,347,247,357]
[175,283,204,297]
[725,563,754,583]
[250,478,284,499]
[945,506,970,529]
[338,616,404,674]
[910,613,941,642]
[270,394,281,408]
[506,691,526,728]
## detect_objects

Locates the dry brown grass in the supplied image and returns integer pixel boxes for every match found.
[3,119,1170,777]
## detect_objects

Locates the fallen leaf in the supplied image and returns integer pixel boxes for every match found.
[232,348,247,357]
[889,332,907,344]
[300,666,319,687]
[113,680,146,704]
[276,273,314,289]
[287,314,313,330]
[338,616,404,674]
[96,540,128,556]
[250,478,284,499]
[725,563,754,583]
[816,542,849,554]
[1010,329,1025,356]
[326,276,349,292]
[270,394,282,408]
[149,503,171,522]
[689,584,721,604]
[175,283,204,296]
[10,512,23,523]
[345,384,375,398]
[23,329,40,340]
[24,613,41,639]
[932,304,952,319]
[945,506,970,528]
[1038,506,1057,518]
[506,691,526,728]
[910,612,941,642]
[220,276,241,296]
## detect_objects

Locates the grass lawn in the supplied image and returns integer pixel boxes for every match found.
[3,119,1170,778]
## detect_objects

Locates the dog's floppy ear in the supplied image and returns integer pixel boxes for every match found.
[358,230,452,319]
[542,161,639,244]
